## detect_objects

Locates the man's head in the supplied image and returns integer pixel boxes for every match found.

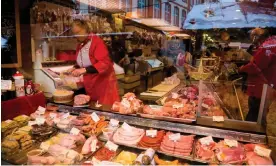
[71,19,90,42]
[250,28,269,45]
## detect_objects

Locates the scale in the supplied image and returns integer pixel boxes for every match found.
[33,60,124,96]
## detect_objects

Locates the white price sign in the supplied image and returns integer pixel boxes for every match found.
[122,122,132,131]
[49,113,57,119]
[37,106,46,115]
[1,80,12,90]
[254,146,271,158]
[110,119,119,127]
[171,93,179,99]
[36,117,45,125]
[28,121,37,126]
[169,133,181,142]
[199,136,214,145]
[224,139,238,147]
[91,112,100,122]
[172,104,184,109]
[90,139,98,152]
[213,116,224,122]
[149,105,162,110]
[202,103,210,109]
[105,141,118,151]
[146,130,157,137]
[62,113,70,119]
[70,127,80,135]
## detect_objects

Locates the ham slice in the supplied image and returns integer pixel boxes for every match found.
[74,95,90,106]
[195,141,216,161]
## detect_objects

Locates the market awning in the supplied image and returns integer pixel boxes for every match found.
[183,1,276,29]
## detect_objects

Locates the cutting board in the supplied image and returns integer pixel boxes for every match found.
[150,82,180,92]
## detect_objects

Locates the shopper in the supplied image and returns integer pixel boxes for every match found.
[67,19,120,105]
[239,28,276,122]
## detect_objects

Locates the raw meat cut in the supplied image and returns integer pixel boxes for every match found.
[215,141,246,164]
[195,140,217,162]
[111,93,143,114]
[113,125,145,146]
[244,143,273,165]
[74,94,90,106]
[81,136,100,154]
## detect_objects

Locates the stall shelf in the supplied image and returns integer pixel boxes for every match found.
[52,103,267,144]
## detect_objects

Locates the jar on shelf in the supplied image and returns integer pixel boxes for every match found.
[13,71,25,97]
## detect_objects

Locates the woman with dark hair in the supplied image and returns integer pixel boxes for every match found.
[67,19,119,105]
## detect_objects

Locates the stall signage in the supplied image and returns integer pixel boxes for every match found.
[146,130,157,137]
[224,139,238,147]
[90,139,98,152]
[1,80,12,90]
[199,136,214,145]
[122,122,132,131]
[105,141,118,151]
[110,119,119,127]
[91,112,100,122]
[37,106,46,115]
[213,116,224,122]
[254,146,271,158]
[169,133,181,142]
[70,127,80,135]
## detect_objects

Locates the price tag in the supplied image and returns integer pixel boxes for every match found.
[169,133,181,142]
[199,136,214,145]
[35,117,45,125]
[149,105,162,110]
[91,112,100,122]
[254,146,271,158]
[121,99,131,108]
[122,122,132,131]
[224,139,238,147]
[172,104,184,109]
[1,80,12,90]
[213,116,224,122]
[49,113,57,119]
[146,130,157,137]
[62,113,70,119]
[90,139,98,152]
[70,127,80,135]
[5,119,12,123]
[105,141,118,151]
[202,103,210,109]
[37,106,46,115]
[172,93,179,99]
[40,142,50,151]
[28,121,37,126]
[110,119,119,127]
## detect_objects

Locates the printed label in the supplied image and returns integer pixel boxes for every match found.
[254,146,271,158]
[224,139,238,147]
[169,133,181,142]
[70,127,80,135]
[105,141,118,151]
[36,117,45,125]
[172,104,184,109]
[110,119,119,127]
[37,106,46,115]
[146,130,157,137]
[199,136,214,145]
[91,112,100,122]
[213,116,224,122]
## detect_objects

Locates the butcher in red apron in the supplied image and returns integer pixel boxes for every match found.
[68,19,120,105]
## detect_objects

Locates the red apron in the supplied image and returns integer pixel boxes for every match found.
[76,34,120,105]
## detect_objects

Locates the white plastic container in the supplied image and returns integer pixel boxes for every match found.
[13,71,25,97]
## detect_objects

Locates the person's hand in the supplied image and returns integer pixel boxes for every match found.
[72,68,86,77]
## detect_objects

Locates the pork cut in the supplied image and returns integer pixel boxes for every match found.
[74,94,90,106]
